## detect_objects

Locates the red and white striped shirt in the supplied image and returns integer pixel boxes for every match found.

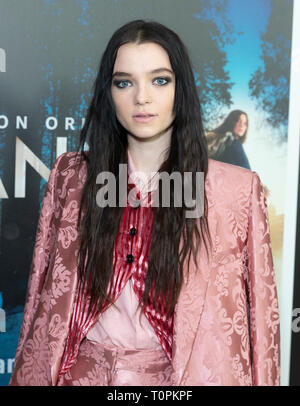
[59,150,174,376]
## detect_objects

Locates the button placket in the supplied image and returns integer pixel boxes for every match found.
[126,200,138,265]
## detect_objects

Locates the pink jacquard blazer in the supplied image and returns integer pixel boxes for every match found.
[9,151,280,386]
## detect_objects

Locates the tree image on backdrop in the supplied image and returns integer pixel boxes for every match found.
[249,0,291,143]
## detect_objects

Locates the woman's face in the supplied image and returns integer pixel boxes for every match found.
[233,114,248,138]
[111,42,175,140]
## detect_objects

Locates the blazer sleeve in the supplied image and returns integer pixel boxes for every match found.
[246,171,280,385]
[13,153,65,362]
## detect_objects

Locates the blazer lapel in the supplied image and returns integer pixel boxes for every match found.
[47,182,84,385]
[171,164,217,385]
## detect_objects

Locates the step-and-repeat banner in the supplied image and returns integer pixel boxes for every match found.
[0,0,299,386]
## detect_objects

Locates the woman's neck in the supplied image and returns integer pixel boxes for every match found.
[127,130,172,175]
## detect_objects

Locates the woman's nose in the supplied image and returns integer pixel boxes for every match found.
[135,84,151,104]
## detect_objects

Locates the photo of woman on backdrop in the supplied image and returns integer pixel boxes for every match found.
[205,110,271,198]
[9,20,280,386]
[205,110,251,170]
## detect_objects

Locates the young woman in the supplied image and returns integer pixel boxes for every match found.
[206,110,251,170]
[10,20,280,386]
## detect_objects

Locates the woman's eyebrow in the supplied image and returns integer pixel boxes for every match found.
[112,68,174,78]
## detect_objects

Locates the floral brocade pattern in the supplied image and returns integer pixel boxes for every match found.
[56,338,172,386]
[171,165,280,386]
[9,152,280,386]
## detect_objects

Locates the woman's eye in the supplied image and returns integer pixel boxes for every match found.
[113,78,171,89]
[114,80,130,89]
[154,77,169,85]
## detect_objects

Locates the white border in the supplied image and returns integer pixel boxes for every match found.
[280,0,300,386]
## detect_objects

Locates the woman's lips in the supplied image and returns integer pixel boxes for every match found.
[133,115,157,123]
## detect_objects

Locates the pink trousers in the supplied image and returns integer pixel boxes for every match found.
[56,337,172,386]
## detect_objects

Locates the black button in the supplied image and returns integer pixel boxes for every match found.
[126,254,134,264]
[129,227,137,237]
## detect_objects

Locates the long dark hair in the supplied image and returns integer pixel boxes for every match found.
[75,19,212,318]
[212,109,249,144]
